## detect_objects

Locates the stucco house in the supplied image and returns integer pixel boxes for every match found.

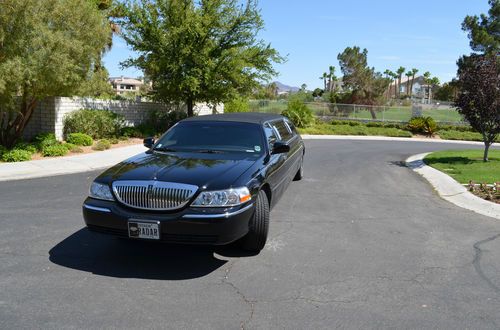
[108,76,146,95]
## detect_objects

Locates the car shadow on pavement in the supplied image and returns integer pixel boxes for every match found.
[49,228,253,280]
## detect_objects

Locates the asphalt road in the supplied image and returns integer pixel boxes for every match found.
[1,140,500,329]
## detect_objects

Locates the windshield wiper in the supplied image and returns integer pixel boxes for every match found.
[196,149,225,154]
[153,147,178,152]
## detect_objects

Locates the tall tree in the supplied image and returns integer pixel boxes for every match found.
[328,66,336,92]
[396,66,406,98]
[423,72,440,102]
[337,47,391,117]
[455,55,499,161]
[320,72,328,92]
[120,0,283,117]
[409,68,419,97]
[462,0,500,55]
[77,0,126,98]
[384,69,397,98]
[0,0,109,147]
[405,71,412,96]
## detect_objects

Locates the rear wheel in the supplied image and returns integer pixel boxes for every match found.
[293,155,304,181]
[241,190,269,252]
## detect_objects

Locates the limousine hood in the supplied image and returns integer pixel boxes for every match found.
[97,151,259,190]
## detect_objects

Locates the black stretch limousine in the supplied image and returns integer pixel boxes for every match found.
[83,113,305,251]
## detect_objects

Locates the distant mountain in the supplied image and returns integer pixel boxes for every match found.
[273,81,300,93]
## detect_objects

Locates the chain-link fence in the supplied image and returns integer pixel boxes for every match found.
[248,100,464,124]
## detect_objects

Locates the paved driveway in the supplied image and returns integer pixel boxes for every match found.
[1,140,499,329]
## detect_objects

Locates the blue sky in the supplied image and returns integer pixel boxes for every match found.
[103,0,489,89]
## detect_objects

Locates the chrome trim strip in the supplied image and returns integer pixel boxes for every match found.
[83,204,111,213]
[182,203,254,219]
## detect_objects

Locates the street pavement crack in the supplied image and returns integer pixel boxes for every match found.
[219,260,255,330]
[473,233,500,294]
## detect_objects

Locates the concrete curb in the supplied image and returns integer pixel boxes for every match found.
[0,144,146,182]
[406,153,500,220]
[301,134,486,145]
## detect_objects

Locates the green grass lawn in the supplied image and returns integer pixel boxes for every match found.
[248,100,463,123]
[298,122,412,137]
[424,149,500,183]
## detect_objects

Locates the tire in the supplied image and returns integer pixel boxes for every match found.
[293,155,304,181]
[241,190,270,252]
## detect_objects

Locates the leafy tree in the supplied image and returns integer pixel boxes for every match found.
[76,67,115,98]
[312,88,324,98]
[455,55,499,161]
[76,0,126,98]
[396,66,406,98]
[300,83,307,92]
[337,47,391,117]
[0,0,109,147]
[434,80,459,102]
[462,0,500,55]
[120,0,283,117]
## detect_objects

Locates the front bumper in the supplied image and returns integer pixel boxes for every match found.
[82,198,255,245]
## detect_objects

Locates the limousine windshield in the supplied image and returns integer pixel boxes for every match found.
[154,121,265,154]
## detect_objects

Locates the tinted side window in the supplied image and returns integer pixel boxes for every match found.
[264,123,278,149]
[284,119,297,135]
[272,120,292,141]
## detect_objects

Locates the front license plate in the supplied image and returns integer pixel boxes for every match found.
[128,220,160,240]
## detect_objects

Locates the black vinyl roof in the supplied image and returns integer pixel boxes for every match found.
[182,112,283,125]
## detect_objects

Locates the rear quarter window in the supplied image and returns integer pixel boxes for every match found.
[272,120,292,141]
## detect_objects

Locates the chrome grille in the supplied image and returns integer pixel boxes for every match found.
[112,181,198,211]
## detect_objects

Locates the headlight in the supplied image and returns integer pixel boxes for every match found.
[191,187,251,207]
[89,182,114,201]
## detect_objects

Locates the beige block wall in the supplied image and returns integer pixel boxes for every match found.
[23,97,224,141]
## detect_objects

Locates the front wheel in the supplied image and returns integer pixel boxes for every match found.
[240,190,270,252]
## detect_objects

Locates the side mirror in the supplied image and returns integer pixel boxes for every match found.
[143,137,155,148]
[272,141,290,154]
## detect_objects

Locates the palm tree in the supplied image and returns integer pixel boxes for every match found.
[422,72,440,103]
[319,72,328,92]
[409,68,419,97]
[384,69,396,99]
[385,70,399,98]
[396,66,406,98]
[328,66,336,92]
[268,82,278,98]
[405,71,412,96]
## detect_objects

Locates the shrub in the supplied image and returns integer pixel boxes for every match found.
[42,144,69,157]
[121,126,142,138]
[63,109,125,139]
[149,109,188,134]
[136,124,157,137]
[2,149,32,162]
[33,132,57,151]
[62,143,82,153]
[225,97,250,113]
[92,139,111,151]
[407,116,437,136]
[110,137,119,144]
[66,133,93,146]
[0,145,7,158]
[13,142,37,154]
[282,100,314,128]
